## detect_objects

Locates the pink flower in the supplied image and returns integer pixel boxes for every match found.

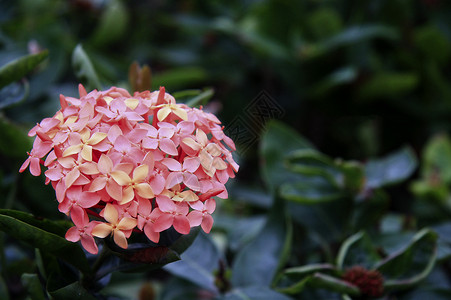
[187,199,216,233]
[20,84,238,253]
[65,210,98,254]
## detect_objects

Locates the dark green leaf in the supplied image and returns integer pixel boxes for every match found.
[91,0,128,46]
[0,116,32,157]
[365,146,417,188]
[336,231,382,270]
[413,26,451,64]
[152,67,208,91]
[0,50,48,89]
[219,286,293,300]
[375,228,437,291]
[103,227,200,275]
[48,281,97,300]
[164,232,220,292]
[277,273,360,296]
[231,197,291,288]
[280,178,343,204]
[0,81,29,109]
[260,120,315,193]
[431,222,451,261]
[21,273,46,300]
[284,264,337,277]
[0,209,90,274]
[358,72,419,100]
[0,274,9,300]
[185,88,214,107]
[422,134,451,184]
[72,44,102,91]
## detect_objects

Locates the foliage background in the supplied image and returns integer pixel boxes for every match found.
[2,0,451,299]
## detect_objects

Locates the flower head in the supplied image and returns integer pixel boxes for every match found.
[20,85,238,254]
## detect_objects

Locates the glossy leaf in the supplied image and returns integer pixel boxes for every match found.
[260,120,315,192]
[164,232,221,292]
[231,197,291,288]
[284,263,337,277]
[365,146,417,188]
[91,0,128,46]
[0,116,32,158]
[0,274,9,300]
[278,272,360,296]
[185,88,214,107]
[48,281,97,300]
[0,80,29,109]
[72,44,102,91]
[21,273,46,300]
[375,228,437,291]
[358,72,419,100]
[0,209,90,274]
[152,67,207,91]
[219,286,293,300]
[280,177,343,204]
[336,231,381,270]
[103,227,200,275]
[0,50,48,89]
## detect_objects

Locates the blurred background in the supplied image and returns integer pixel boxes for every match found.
[2,0,451,299]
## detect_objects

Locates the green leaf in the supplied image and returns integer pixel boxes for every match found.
[185,88,214,107]
[301,25,398,59]
[0,80,29,109]
[0,50,48,89]
[277,273,360,296]
[152,67,208,91]
[260,120,315,193]
[286,149,341,185]
[284,263,337,277]
[413,26,451,64]
[91,0,128,46]
[0,209,91,274]
[358,72,419,100]
[21,273,46,300]
[164,232,220,292]
[48,281,97,300]
[375,228,437,291]
[219,286,293,300]
[432,222,451,261]
[0,116,32,157]
[280,178,343,204]
[72,44,102,91]
[422,134,451,184]
[0,274,9,300]
[365,146,417,188]
[104,227,200,275]
[231,197,291,288]
[336,231,382,271]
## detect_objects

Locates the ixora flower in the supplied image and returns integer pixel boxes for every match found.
[20,85,238,254]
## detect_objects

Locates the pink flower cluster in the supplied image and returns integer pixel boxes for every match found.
[20,85,238,254]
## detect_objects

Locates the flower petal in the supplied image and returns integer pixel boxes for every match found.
[92,223,113,238]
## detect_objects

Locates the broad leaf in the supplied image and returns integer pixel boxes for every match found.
[72,44,102,91]
[0,50,48,89]
[336,231,382,270]
[231,197,291,288]
[365,146,417,188]
[164,232,221,292]
[219,286,292,300]
[375,228,437,291]
[21,273,46,300]
[0,209,90,274]
[260,120,314,193]
[277,272,360,296]
[48,281,97,300]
